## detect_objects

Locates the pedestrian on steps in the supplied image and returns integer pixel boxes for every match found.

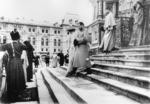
[0,29,32,102]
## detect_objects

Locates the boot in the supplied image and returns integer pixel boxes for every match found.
[85,68,92,75]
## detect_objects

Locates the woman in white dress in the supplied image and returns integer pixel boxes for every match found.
[0,51,5,89]
[66,28,78,77]
[21,50,29,83]
[52,53,58,68]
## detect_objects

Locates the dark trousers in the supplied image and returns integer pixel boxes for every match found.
[35,65,38,68]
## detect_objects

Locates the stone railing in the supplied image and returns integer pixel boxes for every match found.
[115,17,134,47]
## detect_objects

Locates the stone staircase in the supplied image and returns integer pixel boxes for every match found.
[58,46,150,104]
[82,46,150,104]
[36,67,79,104]
[45,67,140,104]
[34,46,150,104]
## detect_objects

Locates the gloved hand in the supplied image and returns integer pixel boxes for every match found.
[100,26,105,32]
[73,39,79,47]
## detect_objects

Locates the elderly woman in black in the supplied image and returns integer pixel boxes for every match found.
[0,30,30,102]
[23,41,34,82]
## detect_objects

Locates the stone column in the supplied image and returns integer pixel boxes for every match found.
[97,0,99,19]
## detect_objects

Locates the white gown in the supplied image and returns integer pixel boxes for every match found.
[21,50,29,83]
[52,54,58,68]
[66,30,78,75]
[0,52,5,89]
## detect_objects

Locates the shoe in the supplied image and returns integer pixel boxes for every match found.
[66,73,72,77]
[86,71,92,75]
[74,73,79,77]
[112,47,119,51]
[66,74,71,77]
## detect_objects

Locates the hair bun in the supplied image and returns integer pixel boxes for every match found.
[10,31,20,40]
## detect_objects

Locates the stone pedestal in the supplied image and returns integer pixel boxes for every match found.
[88,19,104,55]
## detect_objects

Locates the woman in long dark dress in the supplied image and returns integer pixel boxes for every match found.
[0,31,29,101]
[24,41,34,82]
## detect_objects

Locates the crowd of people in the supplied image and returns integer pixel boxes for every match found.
[50,50,69,68]
[0,5,120,102]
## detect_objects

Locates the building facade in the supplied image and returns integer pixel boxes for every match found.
[0,13,80,57]
[88,0,150,55]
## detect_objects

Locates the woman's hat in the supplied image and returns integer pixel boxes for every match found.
[10,30,20,40]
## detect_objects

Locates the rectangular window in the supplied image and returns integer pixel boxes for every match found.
[55,30,57,34]
[46,49,48,51]
[29,28,31,32]
[54,49,56,52]
[41,48,43,51]
[42,29,44,33]
[33,28,35,32]
[58,31,60,34]
[46,30,48,33]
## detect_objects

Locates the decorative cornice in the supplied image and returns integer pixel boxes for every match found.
[144,0,150,5]
[86,18,104,28]
[0,21,63,29]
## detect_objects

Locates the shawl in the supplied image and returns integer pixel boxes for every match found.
[104,12,116,29]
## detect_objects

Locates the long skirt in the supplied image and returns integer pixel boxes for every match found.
[52,58,58,68]
[27,61,33,81]
[22,64,27,83]
[66,46,75,75]
[99,29,116,52]
[6,58,26,97]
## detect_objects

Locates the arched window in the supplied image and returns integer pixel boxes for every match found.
[58,39,61,46]
[33,38,35,45]
[46,39,48,46]
[28,37,31,43]
[41,38,44,46]
[54,39,56,46]
[3,36,7,44]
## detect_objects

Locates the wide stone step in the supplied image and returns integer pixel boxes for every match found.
[41,68,78,104]
[77,72,150,104]
[98,48,150,55]
[91,54,150,60]
[92,63,150,77]
[91,58,150,67]
[48,67,140,104]
[36,68,55,104]
[91,68,150,89]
